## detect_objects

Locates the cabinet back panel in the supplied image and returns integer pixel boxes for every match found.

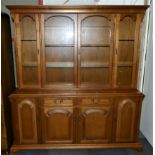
[81,68,110,85]
[81,27,111,45]
[20,14,37,40]
[119,16,136,40]
[22,67,38,85]
[21,41,37,63]
[116,67,132,86]
[45,47,74,62]
[44,16,74,45]
[118,41,134,63]
[80,47,110,64]
[45,68,74,84]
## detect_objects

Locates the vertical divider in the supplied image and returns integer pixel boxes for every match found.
[40,14,45,88]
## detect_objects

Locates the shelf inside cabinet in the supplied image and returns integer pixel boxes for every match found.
[119,39,134,41]
[81,62,110,68]
[45,44,74,47]
[46,62,74,68]
[82,26,111,29]
[21,39,36,41]
[81,44,110,47]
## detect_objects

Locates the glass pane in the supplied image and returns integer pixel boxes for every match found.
[22,67,38,85]
[81,16,111,45]
[20,15,39,86]
[118,41,134,63]
[81,68,110,85]
[117,67,132,86]
[119,16,136,40]
[44,15,75,86]
[45,16,74,45]
[46,68,74,84]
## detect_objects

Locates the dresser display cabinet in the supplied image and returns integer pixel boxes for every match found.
[8,5,148,152]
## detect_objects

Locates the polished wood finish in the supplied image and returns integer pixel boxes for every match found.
[8,5,148,152]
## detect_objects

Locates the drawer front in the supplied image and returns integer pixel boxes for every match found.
[44,97,73,106]
[81,97,111,106]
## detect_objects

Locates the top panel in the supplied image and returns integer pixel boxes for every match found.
[7,5,149,14]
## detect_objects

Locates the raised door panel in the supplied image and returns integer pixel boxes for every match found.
[41,14,77,88]
[42,104,74,144]
[11,98,38,144]
[114,14,142,88]
[79,99,113,143]
[115,98,141,142]
[78,14,114,88]
[14,14,41,88]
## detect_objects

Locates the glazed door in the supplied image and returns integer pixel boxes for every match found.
[41,98,74,143]
[14,14,41,88]
[78,14,114,88]
[41,14,77,88]
[11,98,38,144]
[115,97,142,142]
[78,98,113,143]
[114,14,142,88]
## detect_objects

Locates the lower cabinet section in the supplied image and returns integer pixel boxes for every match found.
[9,93,144,149]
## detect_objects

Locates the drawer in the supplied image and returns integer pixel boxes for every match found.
[44,98,73,106]
[81,98,111,106]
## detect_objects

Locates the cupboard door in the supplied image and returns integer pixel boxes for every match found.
[114,14,142,88]
[78,14,114,88]
[79,99,113,143]
[14,14,41,88]
[11,98,38,144]
[41,14,77,88]
[42,104,74,144]
[115,98,141,142]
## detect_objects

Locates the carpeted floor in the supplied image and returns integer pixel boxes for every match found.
[2,137,153,155]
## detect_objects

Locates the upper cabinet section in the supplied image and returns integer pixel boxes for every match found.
[14,14,41,88]
[9,6,148,90]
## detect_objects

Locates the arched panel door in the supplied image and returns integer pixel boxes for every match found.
[42,105,74,144]
[114,14,142,88]
[14,14,41,88]
[115,98,141,142]
[41,14,77,88]
[78,14,114,88]
[79,104,113,143]
[12,98,38,144]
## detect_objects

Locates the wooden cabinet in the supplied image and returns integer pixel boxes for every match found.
[8,5,148,152]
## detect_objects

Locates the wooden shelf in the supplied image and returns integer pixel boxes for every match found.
[81,62,110,68]
[81,44,110,47]
[45,44,74,47]
[82,26,111,28]
[21,39,36,41]
[46,62,74,68]
[119,39,134,41]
